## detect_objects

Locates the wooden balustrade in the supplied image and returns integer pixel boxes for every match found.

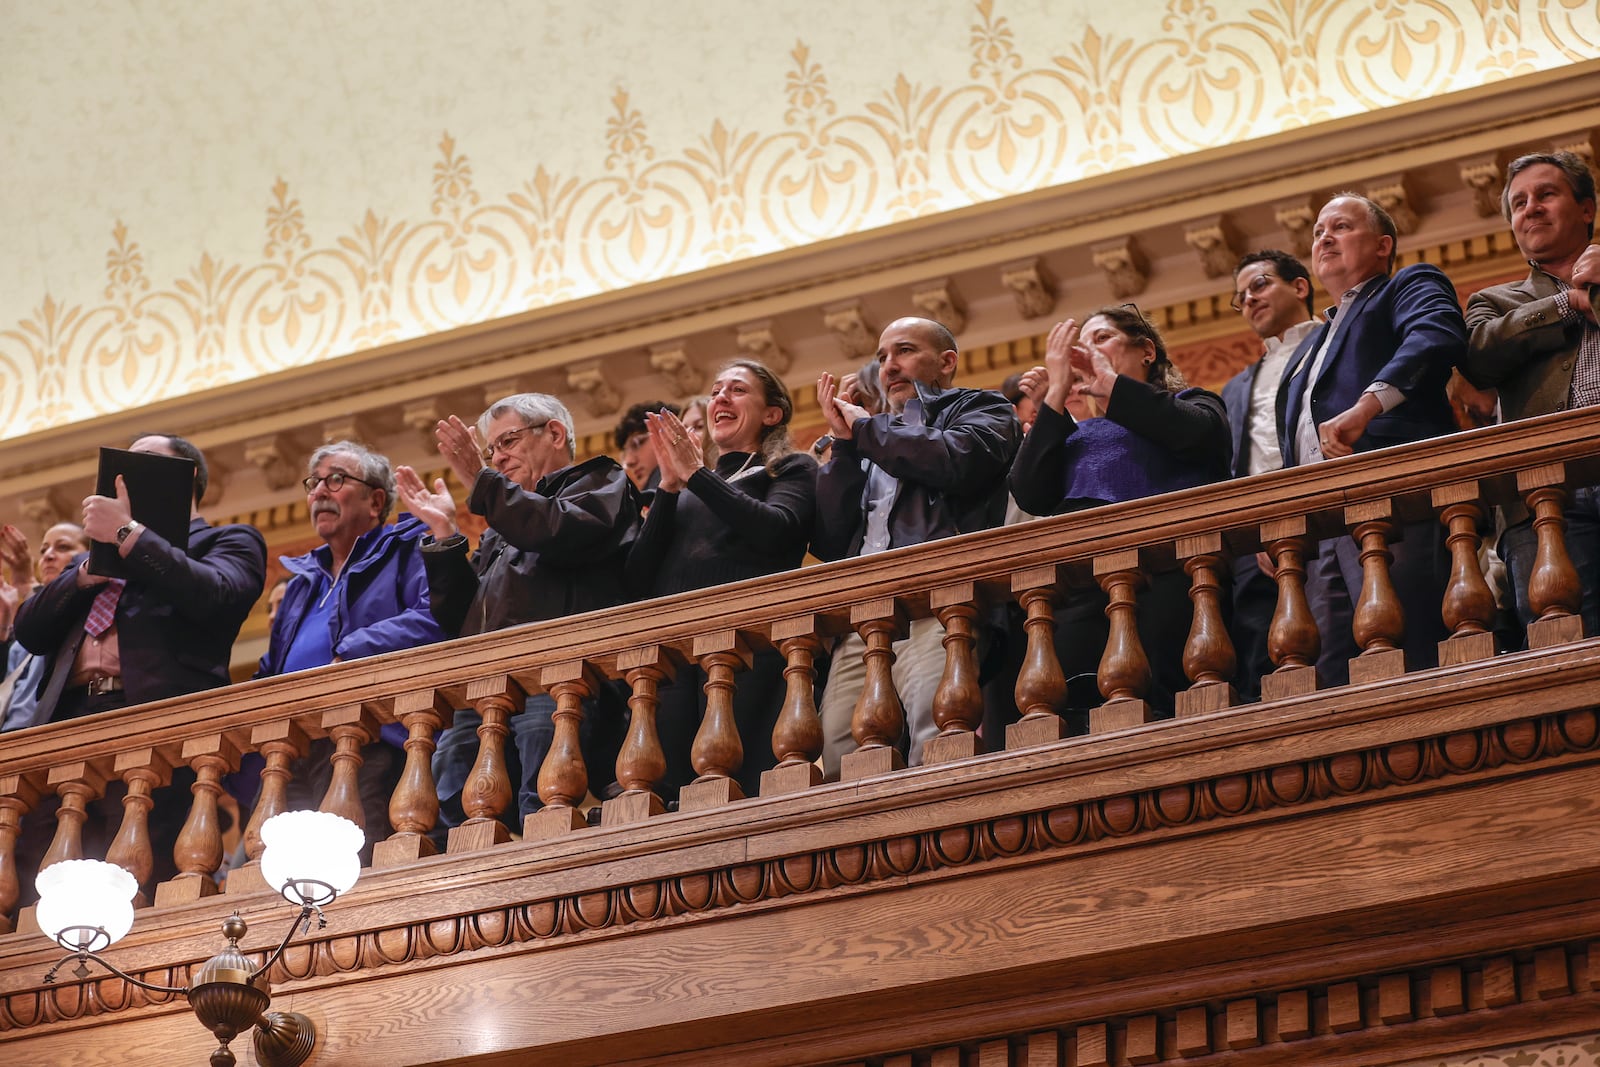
[4,407,1600,929]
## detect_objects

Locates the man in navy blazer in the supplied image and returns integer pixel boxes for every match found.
[13,433,266,898]
[1278,194,1466,685]
[1220,250,1320,700]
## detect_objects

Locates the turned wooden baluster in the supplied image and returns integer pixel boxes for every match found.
[1008,565,1068,749]
[1262,517,1320,701]
[318,705,382,831]
[1176,534,1237,715]
[157,736,238,906]
[456,676,522,848]
[1434,483,1497,666]
[843,599,908,781]
[1092,550,1153,732]
[682,631,754,812]
[41,762,108,872]
[1519,464,1583,647]
[925,582,983,764]
[528,660,602,839]
[375,690,450,866]
[1348,502,1405,651]
[603,646,676,824]
[241,722,308,864]
[764,615,826,795]
[104,750,172,890]
[0,776,41,933]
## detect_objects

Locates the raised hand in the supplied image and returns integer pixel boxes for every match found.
[646,410,704,492]
[395,465,459,541]
[434,416,487,492]
[817,371,869,440]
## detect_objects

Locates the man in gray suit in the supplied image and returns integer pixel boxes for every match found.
[1463,150,1600,636]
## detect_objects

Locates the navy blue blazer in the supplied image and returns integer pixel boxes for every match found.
[1278,263,1465,467]
[1221,363,1258,479]
[15,517,267,721]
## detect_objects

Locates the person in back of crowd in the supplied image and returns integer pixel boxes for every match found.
[1009,306,1232,722]
[625,359,817,801]
[0,522,89,731]
[813,317,1020,776]
[1222,250,1321,701]
[679,396,713,467]
[396,393,639,841]
[255,441,447,857]
[614,399,682,502]
[1463,150,1600,637]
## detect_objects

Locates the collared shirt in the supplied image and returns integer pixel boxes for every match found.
[1247,318,1320,476]
[68,620,121,686]
[1293,276,1398,465]
[1549,275,1600,409]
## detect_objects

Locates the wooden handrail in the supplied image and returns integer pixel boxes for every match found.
[3,405,1599,921]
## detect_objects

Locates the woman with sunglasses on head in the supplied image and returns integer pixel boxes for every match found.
[626,359,817,803]
[1008,305,1232,723]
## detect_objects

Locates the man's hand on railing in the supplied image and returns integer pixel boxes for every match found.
[1318,394,1382,459]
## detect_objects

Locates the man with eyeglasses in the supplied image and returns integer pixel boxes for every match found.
[613,400,681,500]
[396,393,639,844]
[1462,151,1600,639]
[254,441,447,857]
[1221,250,1320,701]
[1278,193,1465,686]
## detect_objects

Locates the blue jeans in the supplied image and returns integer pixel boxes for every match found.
[432,686,625,839]
[1499,484,1600,641]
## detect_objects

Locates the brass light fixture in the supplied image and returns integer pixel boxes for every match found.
[36,810,363,1067]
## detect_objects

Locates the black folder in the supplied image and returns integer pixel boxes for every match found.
[87,447,195,576]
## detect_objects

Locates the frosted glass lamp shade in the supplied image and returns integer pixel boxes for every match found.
[34,860,138,953]
[259,811,362,906]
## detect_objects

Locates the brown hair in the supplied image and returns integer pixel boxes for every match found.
[1084,305,1189,393]
[717,358,797,471]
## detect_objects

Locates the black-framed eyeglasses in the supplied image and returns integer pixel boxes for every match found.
[481,422,547,463]
[1229,272,1279,311]
[302,470,383,494]
[1119,301,1149,324]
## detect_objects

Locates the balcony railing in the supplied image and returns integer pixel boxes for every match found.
[2,406,1599,1062]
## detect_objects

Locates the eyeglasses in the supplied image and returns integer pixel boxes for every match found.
[620,432,650,456]
[1229,272,1279,311]
[481,422,547,462]
[302,470,383,494]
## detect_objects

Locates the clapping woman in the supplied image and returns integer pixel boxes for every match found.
[626,359,817,800]
[1008,305,1231,718]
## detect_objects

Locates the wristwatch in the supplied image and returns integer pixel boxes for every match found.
[115,520,143,545]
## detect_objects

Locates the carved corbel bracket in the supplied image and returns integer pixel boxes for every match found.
[1365,173,1422,236]
[912,278,967,334]
[402,397,448,453]
[199,457,228,508]
[1274,198,1317,259]
[481,376,526,411]
[649,340,704,399]
[1000,258,1057,318]
[823,301,876,360]
[566,362,622,417]
[1550,129,1598,176]
[1458,153,1508,219]
[1183,214,1246,279]
[735,320,792,374]
[322,413,377,446]
[1090,239,1148,300]
[244,434,301,492]
[18,489,70,530]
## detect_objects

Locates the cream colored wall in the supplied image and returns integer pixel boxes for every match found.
[2,0,1596,441]
[1397,1033,1600,1067]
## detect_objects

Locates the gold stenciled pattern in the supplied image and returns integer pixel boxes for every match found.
[1395,1034,1600,1067]
[1,0,1594,440]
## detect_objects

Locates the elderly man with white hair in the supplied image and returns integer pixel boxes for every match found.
[397,393,639,843]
